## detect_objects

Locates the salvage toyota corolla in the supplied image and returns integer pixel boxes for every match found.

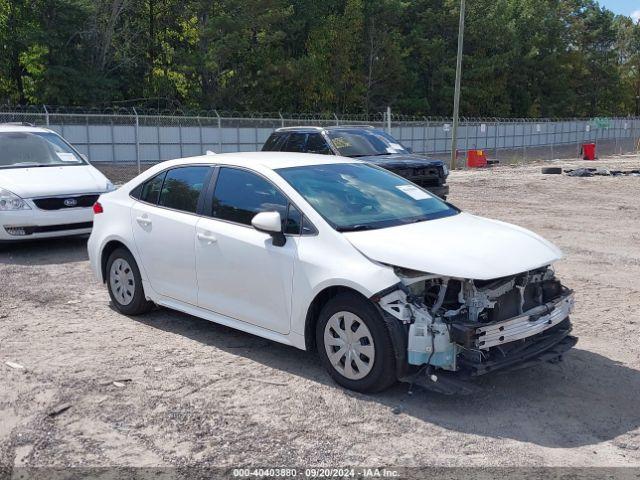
[88,152,576,393]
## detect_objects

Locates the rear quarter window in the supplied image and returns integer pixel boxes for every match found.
[130,184,143,199]
[139,172,166,204]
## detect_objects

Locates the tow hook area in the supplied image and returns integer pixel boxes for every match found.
[397,334,576,395]
[399,370,482,396]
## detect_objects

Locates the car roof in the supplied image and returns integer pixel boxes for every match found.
[275,125,377,133]
[0,124,54,134]
[146,152,362,172]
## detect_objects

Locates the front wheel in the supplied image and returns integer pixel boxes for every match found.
[106,248,153,316]
[316,293,397,393]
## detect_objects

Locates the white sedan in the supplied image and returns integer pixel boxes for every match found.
[0,124,114,242]
[88,152,576,393]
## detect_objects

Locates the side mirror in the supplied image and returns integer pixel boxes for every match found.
[80,153,89,161]
[251,211,286,247]
[406,147,413,154]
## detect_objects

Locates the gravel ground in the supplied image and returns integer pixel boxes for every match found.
[1,155,640,471]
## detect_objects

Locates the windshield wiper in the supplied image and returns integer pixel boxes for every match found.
[336,224,378,232]
[349,153,393,158]
[1,162,53,168]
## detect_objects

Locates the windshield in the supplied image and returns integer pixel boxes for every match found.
[276,163,457,232]
[327,129,409,157]
[0,132,86,169]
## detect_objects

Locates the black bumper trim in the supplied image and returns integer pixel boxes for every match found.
[4,222,93,236]
[426,184,449,199]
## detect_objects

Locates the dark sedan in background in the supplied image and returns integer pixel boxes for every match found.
[261,126,450,199]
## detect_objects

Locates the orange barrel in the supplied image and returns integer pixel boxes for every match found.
[467,149,488,168]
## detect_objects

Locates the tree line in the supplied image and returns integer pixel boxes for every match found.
[1,0,639,117]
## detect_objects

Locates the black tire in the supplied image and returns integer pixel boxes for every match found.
[106,248,153,316]
[316,292,397,393]
[541,167,562,174]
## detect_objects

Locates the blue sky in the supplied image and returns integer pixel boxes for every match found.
[599,0,640,21]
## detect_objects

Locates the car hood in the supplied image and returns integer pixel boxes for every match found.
[343,212,562,280]
[0,165,110,198]
[355,153,445,170]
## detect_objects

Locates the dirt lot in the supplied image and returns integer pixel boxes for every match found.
[1,155,640,471]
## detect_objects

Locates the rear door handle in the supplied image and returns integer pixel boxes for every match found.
[136,216,152,226]
[197,232,217,244]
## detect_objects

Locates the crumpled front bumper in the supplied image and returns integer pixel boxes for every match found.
[376,285,577,392]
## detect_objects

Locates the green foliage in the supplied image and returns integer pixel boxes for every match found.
[0,0,638,116]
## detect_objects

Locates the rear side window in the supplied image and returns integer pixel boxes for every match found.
[212,167,288,226]
[158,166,210,213]
[262,133,287,151]
[139,172,166,204]
[282,133,307,153]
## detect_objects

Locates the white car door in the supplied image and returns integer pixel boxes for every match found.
[131,166,212,305]
[195,166,299,335]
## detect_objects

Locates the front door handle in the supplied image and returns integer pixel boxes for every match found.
[136,216,152,226]
[197,232,217,244]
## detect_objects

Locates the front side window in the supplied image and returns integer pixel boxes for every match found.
[276,163,457,232]
[326,129,409,157]
[0,132,86,169]
[212,167,288,226]
[282,133,307,153]
[211,167,312,234]
[158,166,210,213]
[306,133,332,155]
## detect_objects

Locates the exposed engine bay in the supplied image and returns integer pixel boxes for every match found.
[377,266,577,377]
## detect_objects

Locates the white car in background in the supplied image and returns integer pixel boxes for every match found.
[0,124,114,242]
[88,152,576,394]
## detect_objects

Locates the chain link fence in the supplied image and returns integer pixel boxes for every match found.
[1,106,639,184]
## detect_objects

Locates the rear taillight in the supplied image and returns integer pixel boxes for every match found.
[93,202,104,214]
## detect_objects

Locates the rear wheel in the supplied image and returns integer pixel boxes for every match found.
[106,248,153,315]
[316,293,397,393]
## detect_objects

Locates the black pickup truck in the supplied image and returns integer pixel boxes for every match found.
[261,126,450,199]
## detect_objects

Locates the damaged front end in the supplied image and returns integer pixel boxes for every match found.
[374,266,577,392]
